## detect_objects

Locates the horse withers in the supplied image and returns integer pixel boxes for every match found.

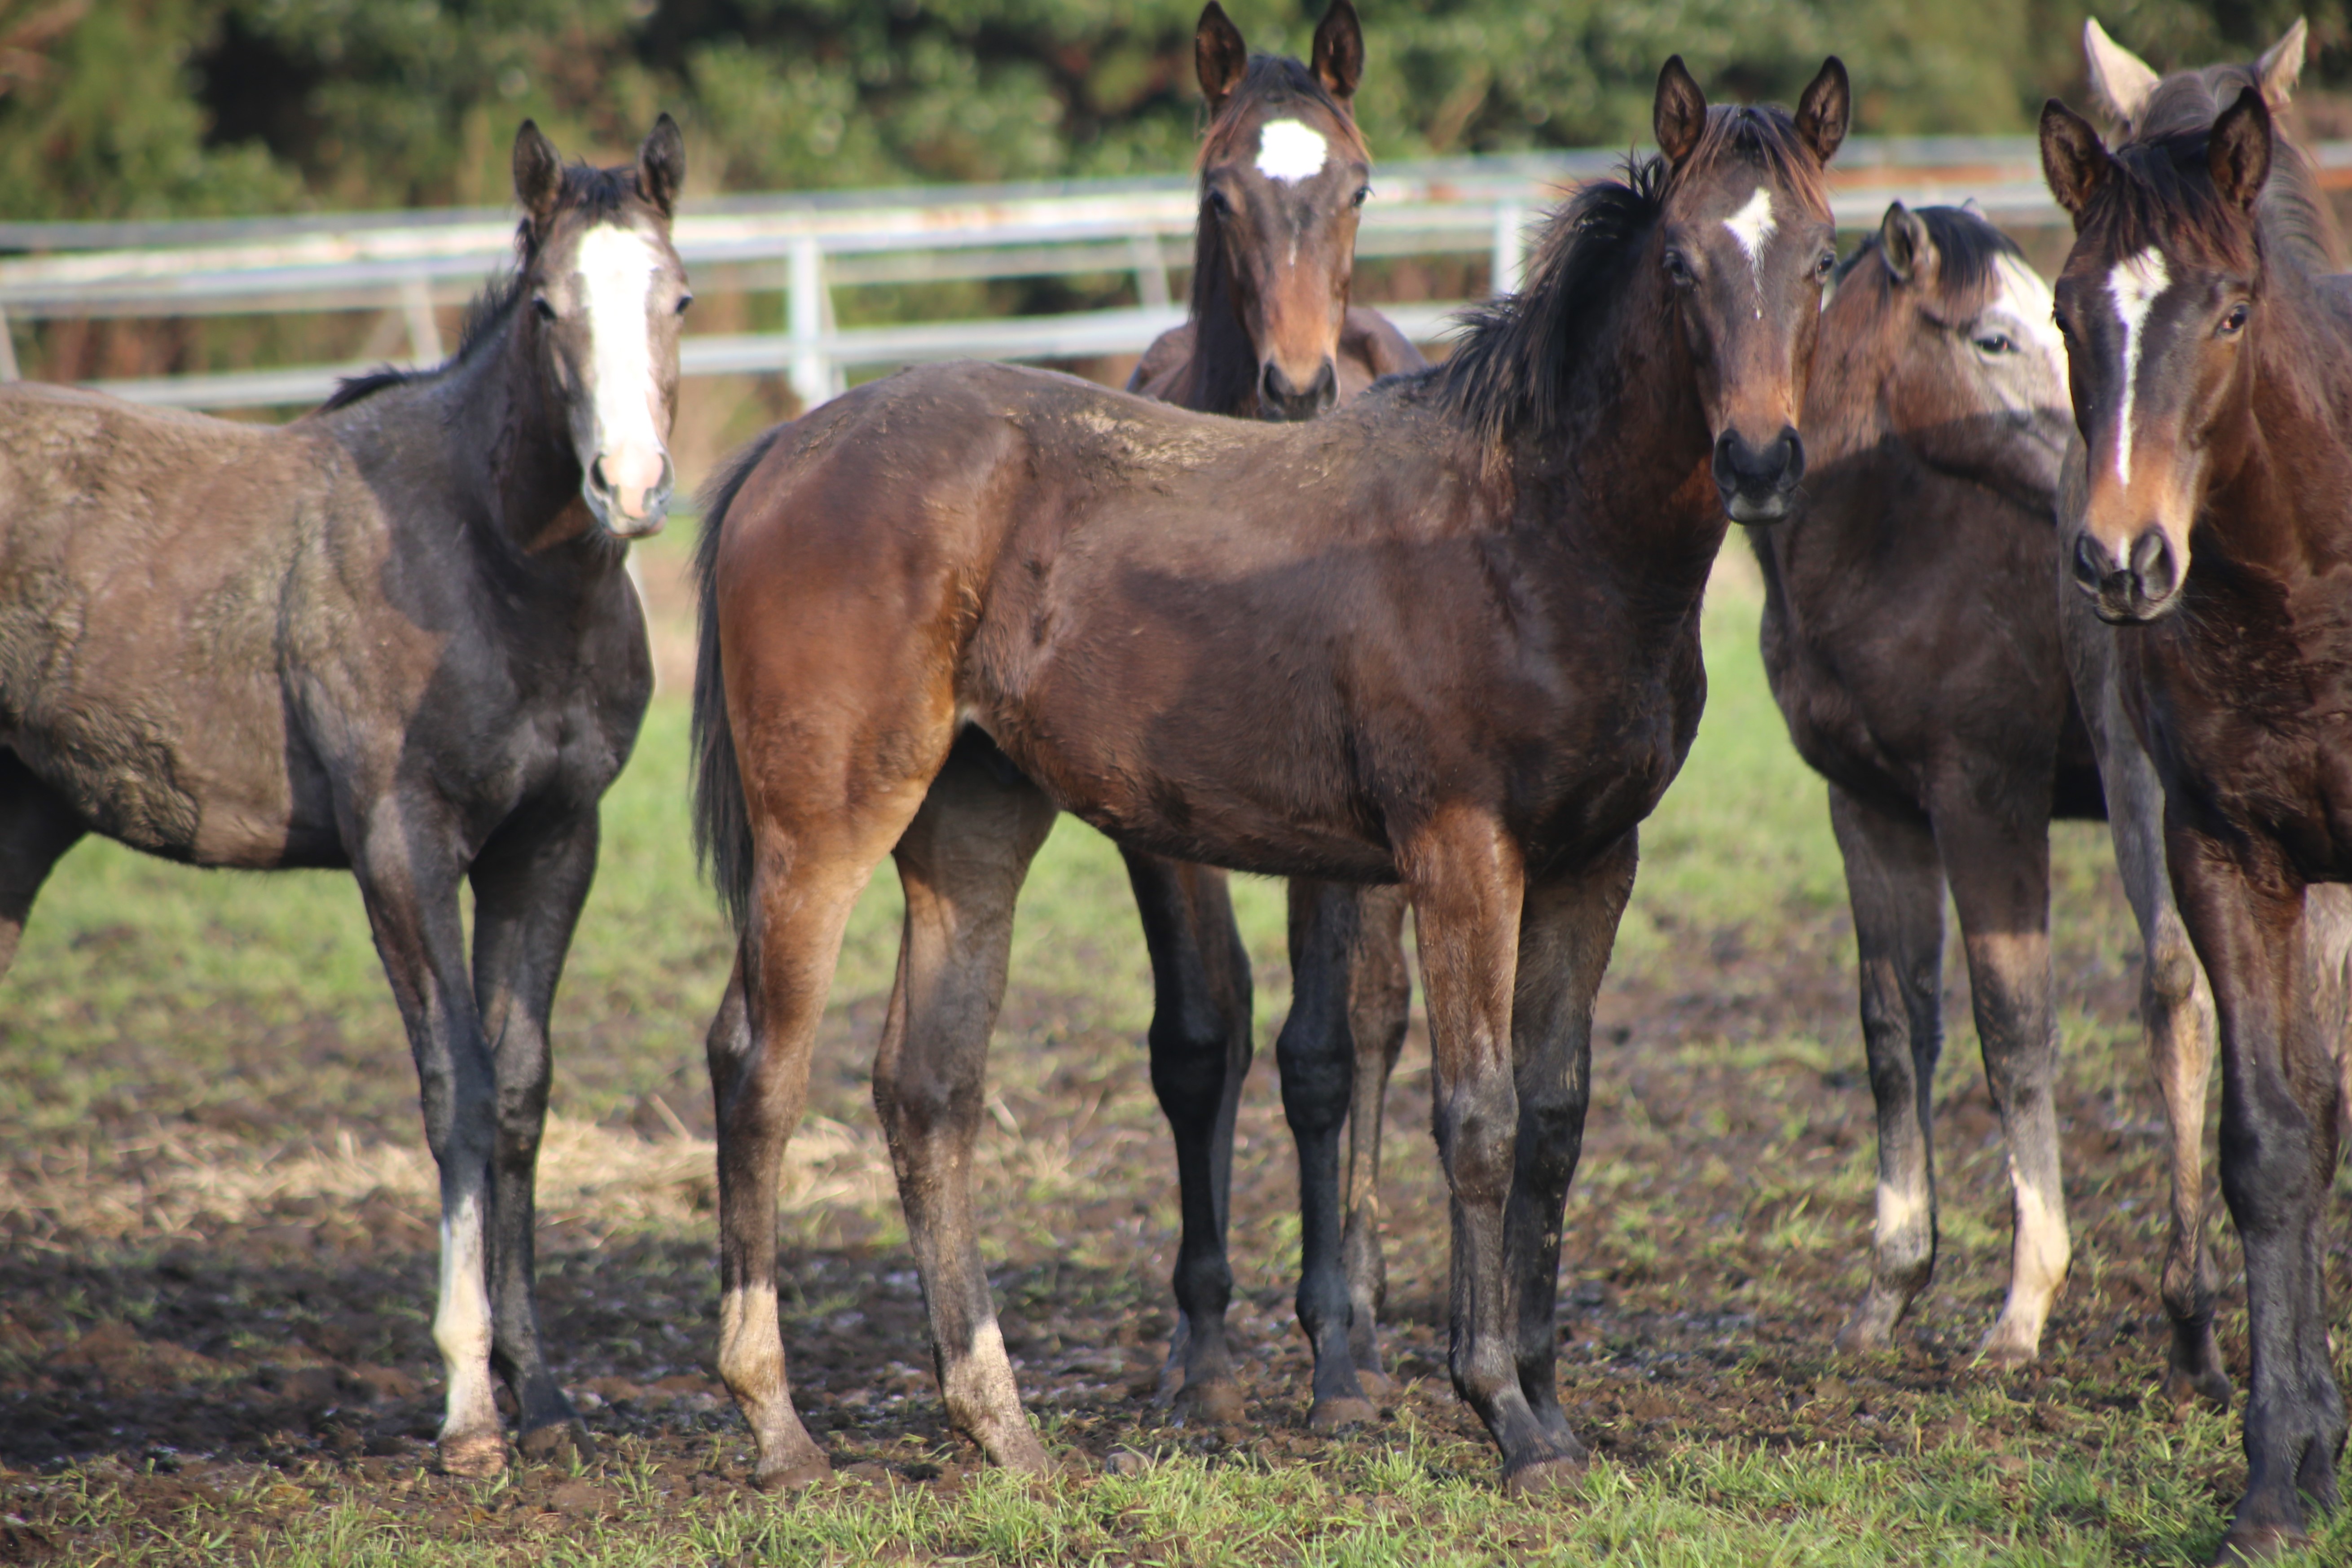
[2044,53,2352,1559]
[691,56,1849,1490]
[0,119,689,1478]
[1753,201,2091,1366]
[1116,0,1429,1432]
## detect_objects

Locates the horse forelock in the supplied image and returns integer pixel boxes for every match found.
[2077,130,2264,279]
[1195,55,1365,174]
[323,158,670,414]
[2108,67,2339,276]
[1674,104,1830,224]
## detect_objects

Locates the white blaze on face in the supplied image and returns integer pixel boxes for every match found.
[2108,247,2171,484]
[575,222,669,518]
[1723,185,1777,303]
[1255,118,1330,184]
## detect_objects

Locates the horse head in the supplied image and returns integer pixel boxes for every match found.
[1820,202,2069,514]
[1191,0,1370,421]
[2043,88,2272,621]
[1651,56,1849,523]
[510,116,691,539]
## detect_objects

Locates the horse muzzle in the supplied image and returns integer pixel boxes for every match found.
[1714,425,1805,526]
[585,448,675,540]
[1258,357,1338,422]
[2071,526,2181,624]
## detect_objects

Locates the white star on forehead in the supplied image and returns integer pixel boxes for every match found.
[1723,186,1776,281]
[1255,119,1329,183]
[2108,247,2170,484]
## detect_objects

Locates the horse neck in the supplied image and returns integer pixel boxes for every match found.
[1178,212,1265,417]
[430,310,605,566]
[1770,285,1895,557]
[2209,264,2352,583]
[1510,255,1721,606]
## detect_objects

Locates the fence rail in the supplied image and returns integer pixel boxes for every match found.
[11,137,2351,412]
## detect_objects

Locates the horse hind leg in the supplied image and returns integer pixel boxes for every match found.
[1826,786,1948,1354]
[878,734,1059,1471]
[1123,848,1252,1425]
[1341,882,1411,1394]
[1277,877,1376,1429]
[0,753,84,982]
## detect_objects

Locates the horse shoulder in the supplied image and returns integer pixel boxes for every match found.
[1128,322,1197,400]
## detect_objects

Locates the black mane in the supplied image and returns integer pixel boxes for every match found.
[1433,104,1826,452]
[1837,203,2023,294]
[321,160,644,413]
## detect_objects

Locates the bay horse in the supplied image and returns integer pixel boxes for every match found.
[1119,0,1429,1430]
[0,119,689,1479]
[691,57,1851,1490]
[2043,50,2352,1558]
[1753,202,2090,1365]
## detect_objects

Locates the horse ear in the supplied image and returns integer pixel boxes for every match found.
[1879,202,1935,286]
[1794,57,1850,165]
[1196,3,1248,112]
[2040,99,2113,221]
[637,113,686,217]
[1310,0,1363,103]
[2210,85,2274,211]
[2084,18,2159,126]
[1653,56,1706,165]
[513,120,563,229]
[2257,16,2308,109]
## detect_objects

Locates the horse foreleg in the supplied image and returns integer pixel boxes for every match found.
[1341,882,1411,1393]
[1505,835,1636,1454]
[1276,877,1374,1428]
[0,753,83,982]
[1939,810,2069,1367]
[1826,786,1947,1353]
[2101,728,2229,1405]
[352,812,504,1477]
[467,809,600,1464]
[2172,826,2347,1559]
[880,740,1058,1471]
[1406,808,1569,1491]
[1122,849,1253,1423]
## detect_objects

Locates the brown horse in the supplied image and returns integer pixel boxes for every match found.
[1116,0,1429,1430]
[0,119,689,1478]
[2043,48,2352,1558]
[691,57,1850,1489]
[1753,202,2088,1364]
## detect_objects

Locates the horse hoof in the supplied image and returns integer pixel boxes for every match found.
[1832,1311,1895,1357]
[1352,1368,1398,1401]
[436,1432,508,1480]
[1171,1380,1246,1426]
[1973,1335,2038,1371]
[1308,1396,1378,1432]
[517,1419,597,1467]
[2210,1523,2308,1564]
[1502,1453,1586,1498]
[751,1449,833,1493]
[2162,1364,2233,1412]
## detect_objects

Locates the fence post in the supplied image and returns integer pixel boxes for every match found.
[788,236,835,409]
[0,303,18,382]
[1490,199,1525,298]
[1130,233,1171,311]
[399,277,442,364]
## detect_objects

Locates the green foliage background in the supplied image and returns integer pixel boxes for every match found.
[0,0,2341,220]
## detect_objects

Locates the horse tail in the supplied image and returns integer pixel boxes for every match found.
[690,426,783,931]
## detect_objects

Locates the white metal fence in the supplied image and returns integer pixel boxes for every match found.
[6,136,2342,413]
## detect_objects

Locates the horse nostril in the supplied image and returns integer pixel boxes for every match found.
[1777,428,1805,490]
[2071,532,2108,589]
[2131,527,2177,602]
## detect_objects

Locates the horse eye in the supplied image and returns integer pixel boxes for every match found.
[532,296,557,322]
[1206,188,1232,215]
[2219,302,2250,336]
[1974,333,2015,355]
[2051,307,2073,338]
[1663,250,1694,287]
[1814,251,1836,283]
[676,294,694,316]
[1353,186,1370,209]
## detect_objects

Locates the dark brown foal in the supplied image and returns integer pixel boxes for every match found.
[2045,61,2352,1559]
[1118,0,1429,1430]
[692,57,1851,1491]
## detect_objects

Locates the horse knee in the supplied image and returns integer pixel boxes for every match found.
[1277,1012,1352,1137]
[1436,1078,1517,1203]
[2147,928,2200,1010]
